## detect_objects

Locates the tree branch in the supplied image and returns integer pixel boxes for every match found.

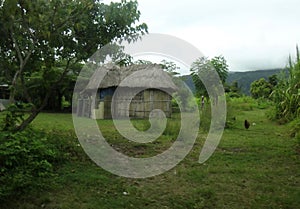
[51,2,93,34]
[15,58,78,132]
[20,70,33,104]
[9,25,35,103]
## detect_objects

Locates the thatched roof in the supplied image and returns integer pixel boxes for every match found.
[85,63,178,91]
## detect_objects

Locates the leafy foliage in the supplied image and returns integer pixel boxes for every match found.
[210,56,229,83]
[250,78,273,99]
[270,46,300,121]
[0,127,83,200]
[159,60,198,112]
[225,80,243,98]
[1,103,33,131]
[159,60,180,76]
[190,56,229,97]
[0,0,147,131]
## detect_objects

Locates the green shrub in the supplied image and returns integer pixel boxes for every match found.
[0,103,34,132]
[0,129,81,200]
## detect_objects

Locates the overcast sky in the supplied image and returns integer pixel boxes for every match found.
[104,0,300,72]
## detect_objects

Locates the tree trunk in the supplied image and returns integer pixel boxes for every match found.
[14,110,40,132]
[9,71,20,103]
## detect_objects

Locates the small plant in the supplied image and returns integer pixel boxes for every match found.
[1,103,33,131]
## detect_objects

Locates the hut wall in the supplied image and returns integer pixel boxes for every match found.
[77,98,91,117]
[103,95,113,119]
[130,89,172,118]
[90,88,173,119]
[112,88,137,118]
[129,90,145,118]
[90,88,116,119]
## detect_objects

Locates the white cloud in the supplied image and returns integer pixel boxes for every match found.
[103,0,300,72]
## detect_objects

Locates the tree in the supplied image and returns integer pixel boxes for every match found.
[225,80,243,98]
[250,78,272,99]
[268,74,278,88]
[159,60,180,76]
[0,0,148,131]
[190,55,229,97]
[210,56,229,83]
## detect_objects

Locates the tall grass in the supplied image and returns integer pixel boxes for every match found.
[270,47,300,121]
[268,46,300,148]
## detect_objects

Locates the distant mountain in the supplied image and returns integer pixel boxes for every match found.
[180,68,285,95]
[226,69,284,95]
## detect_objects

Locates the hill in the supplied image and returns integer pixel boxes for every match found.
[226,69,284,95]
[180,69,285,95]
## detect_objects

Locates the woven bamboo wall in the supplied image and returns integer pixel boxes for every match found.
[130,89,172,118]
[84,88,172,119]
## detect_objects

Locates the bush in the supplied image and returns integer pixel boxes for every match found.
[0,129,81,200]
[0,103,33,131]
[227,92,242,98]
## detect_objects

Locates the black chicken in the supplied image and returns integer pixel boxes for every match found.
[244,120,250,129]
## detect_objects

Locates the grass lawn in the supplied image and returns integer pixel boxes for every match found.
[2,107,300,209]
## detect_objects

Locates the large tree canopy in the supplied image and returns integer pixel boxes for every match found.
[190,55,229,97]
[0,0,148,131]
[250,78,273,99]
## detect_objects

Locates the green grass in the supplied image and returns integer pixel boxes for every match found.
[1,106,300,209]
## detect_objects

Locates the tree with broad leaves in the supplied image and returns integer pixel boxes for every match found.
[0,0,148,131]
[250,78,273,99]
[190,55,229,98]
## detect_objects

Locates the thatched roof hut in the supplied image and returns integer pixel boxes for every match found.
[77,64,177,119]
[85,63,177,91]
